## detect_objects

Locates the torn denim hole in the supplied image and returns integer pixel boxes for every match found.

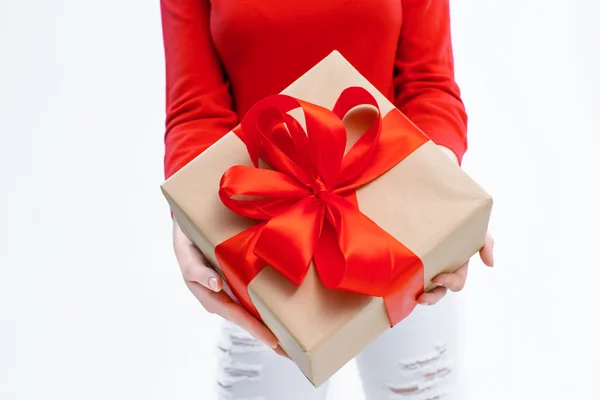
[217,360,264,400]
[217,323,265,400]
[388,343,452,399]
[218,323,265,355]
[218,385,265,400]
[217,360,263,388]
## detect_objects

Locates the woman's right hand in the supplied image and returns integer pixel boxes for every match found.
[173,221,286,355]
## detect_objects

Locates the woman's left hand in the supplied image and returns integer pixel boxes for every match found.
[417,232,495,305]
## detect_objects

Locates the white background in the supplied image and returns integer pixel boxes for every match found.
[1,0,599,399]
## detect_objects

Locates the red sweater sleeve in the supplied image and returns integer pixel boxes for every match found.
[394,0,468,163]
[160,0,238,179]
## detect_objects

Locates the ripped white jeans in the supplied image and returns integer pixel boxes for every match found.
[216,294,460,400]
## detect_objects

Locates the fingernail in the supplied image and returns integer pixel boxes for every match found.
[436,282,446,287]
[420,301,431,306]
[208,277,219,291]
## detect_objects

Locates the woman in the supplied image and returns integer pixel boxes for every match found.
[160,0,494,398]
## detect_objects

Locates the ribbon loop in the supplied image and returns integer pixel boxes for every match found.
[219,165,311,220]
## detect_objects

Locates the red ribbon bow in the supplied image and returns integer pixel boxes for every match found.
[215,87,429,325]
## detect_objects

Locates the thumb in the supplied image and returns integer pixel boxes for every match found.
[480,233,494,267]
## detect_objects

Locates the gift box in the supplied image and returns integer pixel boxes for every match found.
[161,51,492,387]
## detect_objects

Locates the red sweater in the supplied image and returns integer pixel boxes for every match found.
[160,0,467,179]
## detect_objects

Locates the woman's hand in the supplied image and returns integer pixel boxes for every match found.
[417,233,495,305]
[173,221,287,356]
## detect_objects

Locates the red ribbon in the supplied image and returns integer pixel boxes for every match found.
[215,87,429,326]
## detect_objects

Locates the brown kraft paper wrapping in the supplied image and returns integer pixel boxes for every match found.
[161,50,493,387]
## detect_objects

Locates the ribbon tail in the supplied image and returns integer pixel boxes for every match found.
[314,194,392,295]
[253,196,323,286]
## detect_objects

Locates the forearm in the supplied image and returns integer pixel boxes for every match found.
[161,0,238,179]
[394,0,467,164]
